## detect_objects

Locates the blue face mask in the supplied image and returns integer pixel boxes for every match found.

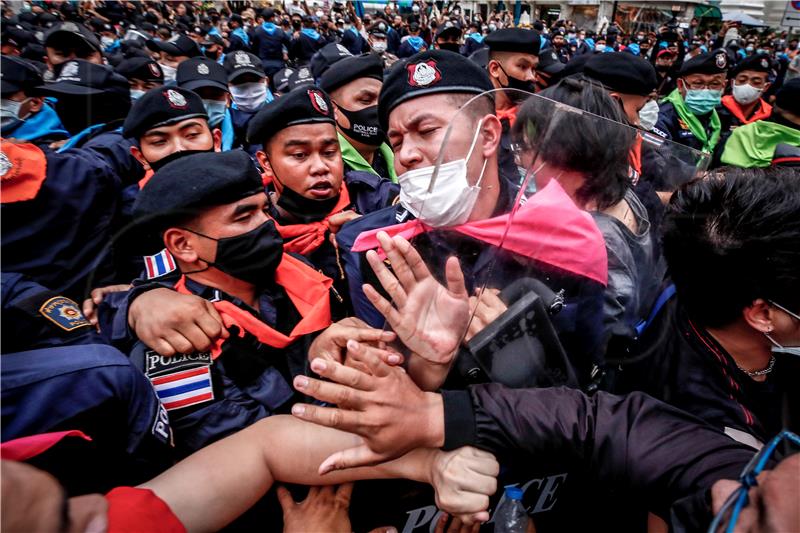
[684,89,721,115]
[130,89,145,101]
[203,99,227,127]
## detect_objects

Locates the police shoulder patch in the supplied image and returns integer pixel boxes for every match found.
[145,350,214,411]
[39,296,91,331]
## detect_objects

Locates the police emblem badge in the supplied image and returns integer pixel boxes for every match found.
[39,296,91,331]
[407,60,441,87]
[308,89,329,114]
[197,63,210,75]
[165,89,188,108]
[715,52,728,69]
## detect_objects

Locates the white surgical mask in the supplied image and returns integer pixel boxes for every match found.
[203,99,227,127]
[230,81,267,113]
[101,35,116,48]
[372,41,387,53]
[732,82,763,105]
[595,43,606,52]
[398,120,488,227]
[129,89,145,101]
[1,98,30,129]
[159,63,177,83]
[638,100,659,131]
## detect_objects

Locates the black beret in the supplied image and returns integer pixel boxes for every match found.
[319,53,383,93]
[44,21,102,52]
[560,52,592,79]
[733,53,772,76]
[378,49,493,131]
[146,34,201,57]
[1,55,44,95]
[679,49,729,76]
[310,42,353,80]
[485,28,540,56]
[123,86,208,138]
[177,57,228,92]
[115,56,164,82]
[224,51,265,83]
[775,78,800,116]
[38,59,129,97]
[247,87,335,145]
[262,8,276,20]
[133,150,264,228]
[584,52,657,96]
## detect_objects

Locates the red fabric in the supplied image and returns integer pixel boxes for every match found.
[629,134,643,179]
[495,105,519,127]
[138,168,154,189]
[353,179,608,286]
[174,254,332,358]
[0,430,91,461]
[721,95,772,125]
[106,487,186,533]
[273,184,352,255]
[0,140,48,203]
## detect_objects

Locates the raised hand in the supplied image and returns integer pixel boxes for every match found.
[364,231,470,366]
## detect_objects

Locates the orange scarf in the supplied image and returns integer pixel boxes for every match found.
[628,134,643,184]
[0,140,48,203]
[174,254,332,358]
[273,184,352,255]
[721,95,772,125]
[496,106,519,127]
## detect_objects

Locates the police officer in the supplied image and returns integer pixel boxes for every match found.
[43,21,104,72]
[115,56,164,101]
[0,56,67,144]
[145,34,203,84]
[224,51,274,155]
[654,49,729,155]
[433,22,462,54]
[176,57,230,132]
[290,16,327,66]
[366,21,399,69]
[318,53,396,181]
[251,8,291,78]
[484,28,540,115]
[129,150,333,454]
[534,47,566,92]
[247,88,398,308]
[717,53,773,135]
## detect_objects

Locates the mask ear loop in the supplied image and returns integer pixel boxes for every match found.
[466,119,487,187]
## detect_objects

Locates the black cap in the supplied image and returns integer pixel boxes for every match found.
[378,50,493,131]
[44,21,102,52]
[273,67,295,92]
[536,48,566,76]
[319,53,383,93]
[368,21,388,38]
[287,67,316,91]
[310,42,353,80]
[123,86,208,138]
[146,34,201,57]
[38,59,129,96]
[679,49,729,76]
[247,87,335,145]
[224,51,266,83]
[116,57,164,83]
[1,56,44,95]
[775,78,800,116]
[2,25,35,49]
[584,52,657,96]
[133,150,264,228]
[435,22,461,41]
[177,57,229,92]
[485,28,540,56]
[200,33,224,47]
[262,8,276,20]
[733,53,772,76]
[230,14,244,25]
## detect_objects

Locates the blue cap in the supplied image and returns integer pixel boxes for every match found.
[504,486,524,500]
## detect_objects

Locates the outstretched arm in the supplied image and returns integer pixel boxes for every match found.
[140,416,497,533]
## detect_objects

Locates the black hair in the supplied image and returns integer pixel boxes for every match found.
[663,167,800,328]
[512,76,633,210]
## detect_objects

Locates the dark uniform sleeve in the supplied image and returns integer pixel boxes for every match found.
[441,385,754,518]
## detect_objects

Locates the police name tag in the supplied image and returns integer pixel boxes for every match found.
[145,351,214,411]
[39,296,91,331]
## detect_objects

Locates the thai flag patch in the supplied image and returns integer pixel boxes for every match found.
[144,249,176,279]
[151,366,214,411]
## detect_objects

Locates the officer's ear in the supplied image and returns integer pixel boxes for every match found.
[26,96,44,114]
[211,128,223,152]
[479,114,502,158]
[130,145,151,170]
[331,102,349,129]
[486,58,503,80]
[163,227,199,264]
[742,298,775,335]
[255,149,275,177]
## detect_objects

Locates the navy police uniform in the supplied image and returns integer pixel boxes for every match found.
[251,15,292,76]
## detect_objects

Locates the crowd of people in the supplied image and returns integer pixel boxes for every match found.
[1,1,799,532]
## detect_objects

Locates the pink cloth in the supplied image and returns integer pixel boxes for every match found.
[352,180,608,285]
[1,430,92,461]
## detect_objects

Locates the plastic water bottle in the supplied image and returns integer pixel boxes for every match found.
[494,486,529,533]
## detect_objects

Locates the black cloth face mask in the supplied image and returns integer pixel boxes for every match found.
[277,185,339,223]
[184,219,284,286]
[496,63,536,103]
[337,104,385,146]
[148,148,215,172]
